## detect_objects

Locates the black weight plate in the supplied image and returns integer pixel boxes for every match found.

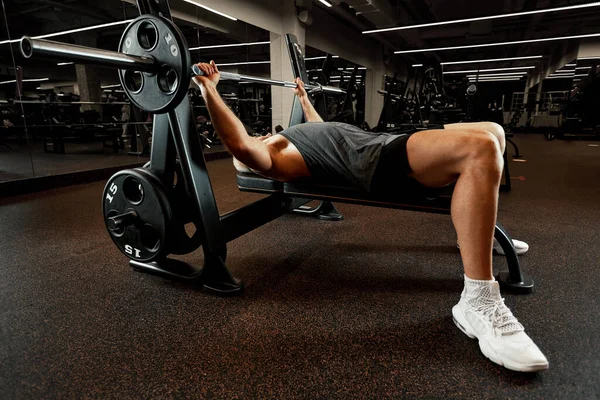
[142,161,204,255]
[102,168,172,262]
[118,15,191,113]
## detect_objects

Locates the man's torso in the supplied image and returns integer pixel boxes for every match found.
[274,122,402,190]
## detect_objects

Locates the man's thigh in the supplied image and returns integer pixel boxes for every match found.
[444,122,499,132]
[406,128,489,188]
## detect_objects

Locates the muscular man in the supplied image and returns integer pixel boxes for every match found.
[194,61,548,372]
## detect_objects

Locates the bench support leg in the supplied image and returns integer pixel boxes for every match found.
[130,250,243,296]
[494,222,534,294]
[291,200,344,221]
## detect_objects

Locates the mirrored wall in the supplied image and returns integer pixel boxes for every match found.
[304,45,366,126]
[0,0,271,184]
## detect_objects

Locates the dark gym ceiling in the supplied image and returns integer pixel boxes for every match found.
[319,0,600,69]
[1,0,599,85]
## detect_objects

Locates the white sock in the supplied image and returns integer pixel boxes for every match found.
[463,274,496,296]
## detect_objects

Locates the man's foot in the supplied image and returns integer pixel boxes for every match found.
[457,238,529,255]
[452,280,549,372]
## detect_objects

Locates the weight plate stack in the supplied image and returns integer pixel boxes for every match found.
[102,168,173,262]
[118,15,191,114]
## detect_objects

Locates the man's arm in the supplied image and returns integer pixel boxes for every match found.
[293,78,323,123]
[194,62,272,172]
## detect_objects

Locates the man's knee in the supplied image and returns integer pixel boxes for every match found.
[481,122,506,150]
[466,132,503,175]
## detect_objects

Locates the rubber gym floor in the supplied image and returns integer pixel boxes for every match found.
[1,134,599,399]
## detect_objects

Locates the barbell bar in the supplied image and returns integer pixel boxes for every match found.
[192,64,345,96]
[21,37,157,73]
[20,37,346,97]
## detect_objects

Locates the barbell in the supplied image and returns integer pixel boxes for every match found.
[20,23,345,114]
[191,64,345,95]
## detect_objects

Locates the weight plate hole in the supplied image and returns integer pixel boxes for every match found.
[185,223,197,239]
[106,209,125,236]
[122,176,145,205]
[140,224,161,252]
[157,66,178,94]
[124,70,144,94]
[137,21,158,51]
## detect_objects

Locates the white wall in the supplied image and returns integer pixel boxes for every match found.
[305,8,380,69]
[185,0,285,35]
[578,40,600,58]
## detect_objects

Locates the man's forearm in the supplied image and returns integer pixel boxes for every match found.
[201,84,249,151]
[201,84,272,171]
[299,96,323,123]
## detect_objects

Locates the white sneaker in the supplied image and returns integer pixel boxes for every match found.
[457,238,530,255]
[452,282,549,372]
[493,238,529,255]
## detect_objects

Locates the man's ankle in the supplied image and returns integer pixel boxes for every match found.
[464,274,495,283]
[463,274,496,296]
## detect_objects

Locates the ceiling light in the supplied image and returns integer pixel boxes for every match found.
[0,78,49,85]
[467,75,525,79]
[440,55,543,65]
[35,20,133,40]
[318,0,333,7]
[412,64,423,67]
[574,74,589,77]
[469,78,523,82]
[0,20,133,45]
[565,63,577,66]
[577,57,600,60]
[102,84,121,89]
[576,66,592,69]
[395,32,600,54]
[546,76,575,79]
[444,66,536,74]
[466,72,527,77]
[469,76,525,80]
[469,76,524,80]
[183,0,237,21]
[189,41,269,51]
[217,60,271,66]
[364,2,600,34]
[305,55,340,61]
[57,62,74,66]
[469,79,523,82]
[469,81,522,84]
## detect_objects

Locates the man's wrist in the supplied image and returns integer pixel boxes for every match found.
[200,82,219,98]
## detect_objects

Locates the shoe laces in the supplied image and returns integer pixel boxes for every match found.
[469,286,524,334]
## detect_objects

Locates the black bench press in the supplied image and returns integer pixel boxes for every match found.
[19,0,534,296]
[236,171,533,294]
